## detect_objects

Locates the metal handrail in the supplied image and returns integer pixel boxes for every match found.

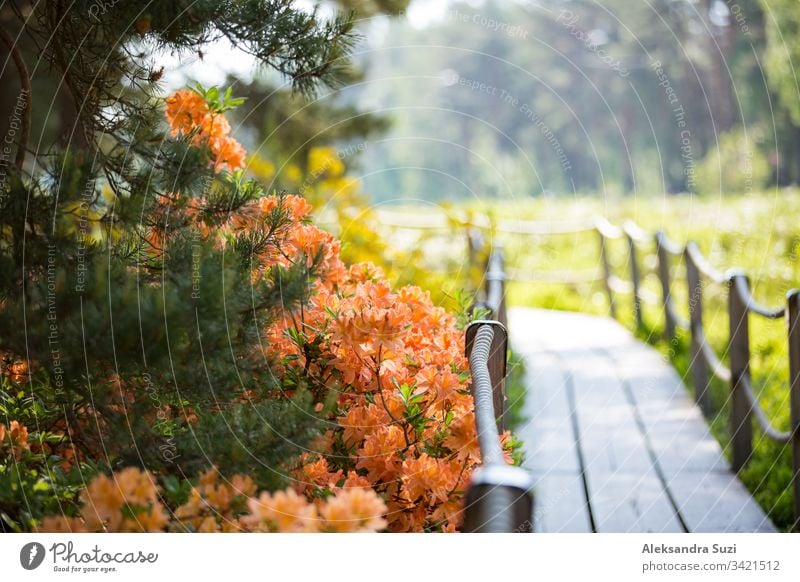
[469,325,509,464]
[485,248,508,330]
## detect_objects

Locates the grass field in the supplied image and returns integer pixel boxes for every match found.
[460,190,800,530]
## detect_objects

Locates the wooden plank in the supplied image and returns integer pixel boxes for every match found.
[516,350,581,474]
[611,353,732,476]
[665,472,776,532]
[531,471,592,533]
[508,307,777,533]
[510,313,592,531]
[585,472,683,532]
[610,350,777,532]
[567,348,684,532]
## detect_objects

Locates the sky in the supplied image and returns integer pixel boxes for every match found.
[162,0,473,89]
[405,0,455,27]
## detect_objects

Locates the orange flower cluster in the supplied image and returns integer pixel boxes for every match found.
[173,467,257,532]
[279,265,491,531]
[0,420,30,459]
[245,486,387,533]
[258,233,515,530]
[223,193,346,283]
[41,467,168,532]
[41,467,386,533]
[165,89,246,173]
[159,89,510,530]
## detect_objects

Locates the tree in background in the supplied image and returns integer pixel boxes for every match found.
[761,0,800,125]
[354,0,800,198]
[759,0,800,184]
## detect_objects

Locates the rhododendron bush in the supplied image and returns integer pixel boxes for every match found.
[0,87,516,533]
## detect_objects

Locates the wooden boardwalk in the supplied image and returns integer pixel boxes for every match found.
[510,307,776,533]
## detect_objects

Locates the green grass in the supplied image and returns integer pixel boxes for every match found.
[464,191,800,530]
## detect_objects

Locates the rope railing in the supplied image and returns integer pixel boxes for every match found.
[656,231,684,256]
[623,220,651,245]
[372,214,536,531]
[490,213,800,530]
[592,219,800,532]
[696,328,732,383]
[494,219,597,236]
[595,217,624,239]
[506,268,603,285]
[655,231,689,338]
[458,212,800,531]
[739,375,793,444]
[686,242,727,284]
[731,273,786,320]
[462,228,534,533]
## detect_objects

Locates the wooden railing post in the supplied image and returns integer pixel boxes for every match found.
[787,289,800,531]
[686,247,710,414]
[728,272,753,472]
[656,232,676,341]
[626,231,643,329]
[598,229,616,319]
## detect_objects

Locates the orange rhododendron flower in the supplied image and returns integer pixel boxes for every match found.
[80,467,168,532]
[243,488,320,533]
[41,467,167,533]
[356,425,406,482]
[165,89,209,135]
[164,89,245,174]
[0,420,30,459]
[320,487,387,532]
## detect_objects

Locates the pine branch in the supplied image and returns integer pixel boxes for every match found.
[0,25,31,170]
